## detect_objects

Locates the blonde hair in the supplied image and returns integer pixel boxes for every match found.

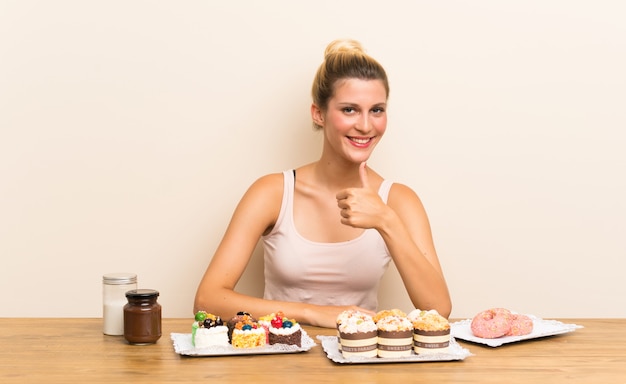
[311,39,389,130]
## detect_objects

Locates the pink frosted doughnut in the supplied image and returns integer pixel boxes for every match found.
[506,314,534,336]
[470,308,513,339]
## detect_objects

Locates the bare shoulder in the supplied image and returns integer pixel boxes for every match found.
[387,182,428,218]
[234,172,285,233]
[245,172,284,200]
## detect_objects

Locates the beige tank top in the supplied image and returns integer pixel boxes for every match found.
[262,170,393,311]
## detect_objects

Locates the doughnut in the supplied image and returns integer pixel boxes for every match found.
[506,314,534,336]
[470,308,513,339]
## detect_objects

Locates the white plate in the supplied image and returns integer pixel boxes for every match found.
[450,315,583,347]
[317,335,472,364]
[171,329,316,356]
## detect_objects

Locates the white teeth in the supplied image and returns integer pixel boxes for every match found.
[350,137,370,144]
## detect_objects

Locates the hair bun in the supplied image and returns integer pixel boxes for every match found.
[324,39,365,58]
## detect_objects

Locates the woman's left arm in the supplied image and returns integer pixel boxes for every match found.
[380,183,452,317]
[336,162,452,317]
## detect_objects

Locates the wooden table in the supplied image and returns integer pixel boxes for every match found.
[1,318,624,383]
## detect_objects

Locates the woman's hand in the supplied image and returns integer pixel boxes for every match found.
[336,162,390,230]
[302,304,375,328]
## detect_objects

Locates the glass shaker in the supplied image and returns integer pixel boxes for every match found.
[123,289,162,344]
[102,273,137,335]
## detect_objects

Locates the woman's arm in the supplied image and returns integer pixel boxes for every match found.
[336,163,452,317]
[194,173,372,328]
[381,184,452,317]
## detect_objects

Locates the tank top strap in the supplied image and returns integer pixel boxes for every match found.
[264,170,294,238]
[377,179,394,203]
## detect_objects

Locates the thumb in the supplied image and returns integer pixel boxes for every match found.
[359,161,371,189]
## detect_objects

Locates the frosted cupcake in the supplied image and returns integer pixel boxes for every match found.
[336,309,358,352]
[337,310,378,358]
[376,315,414,358]
[408,309,450,355]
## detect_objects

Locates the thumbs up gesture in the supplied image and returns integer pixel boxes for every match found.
[335,162,386,229]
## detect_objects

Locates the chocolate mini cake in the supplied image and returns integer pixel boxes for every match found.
[227,311,256,342]
[267,312,302,347]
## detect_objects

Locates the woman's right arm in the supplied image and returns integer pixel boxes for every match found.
[193,173,368,327]
[193,173,283,319]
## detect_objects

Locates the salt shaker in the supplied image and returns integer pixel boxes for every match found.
[102,273,137,335]
[123,289,162,344]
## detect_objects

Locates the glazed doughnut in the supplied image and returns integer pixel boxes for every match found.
[506,314,534,336]
[470,308,513,339]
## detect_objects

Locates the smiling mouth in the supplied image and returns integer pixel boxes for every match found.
[348,137,373,144]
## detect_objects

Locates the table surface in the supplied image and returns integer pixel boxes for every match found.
[1,318,625,383]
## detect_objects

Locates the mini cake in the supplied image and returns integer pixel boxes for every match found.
[227,311,256,342]
[258,312,275,343]
[337,310,378,358]
[335,309,358,352]
[191,311,229,348]
[231,317,266,348]
[376,315,414,358]
[408,309,450,355]
[267,311,302,347]
[373,309,407,324]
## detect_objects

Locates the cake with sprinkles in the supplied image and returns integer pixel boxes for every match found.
[231,316,266,348]
[227,311,256,343]
[191,311,229,348]
[267,311,302,347]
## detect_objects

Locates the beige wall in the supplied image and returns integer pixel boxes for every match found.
[1,1,625,319]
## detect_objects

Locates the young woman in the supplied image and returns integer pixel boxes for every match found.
[194,39,451,328]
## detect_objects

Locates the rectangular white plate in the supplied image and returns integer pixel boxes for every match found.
[318,335,472,364]
[171,329,316,356]
[450,315,583,347]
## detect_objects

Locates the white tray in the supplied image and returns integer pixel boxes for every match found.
[317,335,472,364]
[171,329,316,356]
[451,315,583,347]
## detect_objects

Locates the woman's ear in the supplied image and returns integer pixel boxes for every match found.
[311,103,324,127]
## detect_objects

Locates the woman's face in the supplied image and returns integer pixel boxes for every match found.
[316,78,388,165]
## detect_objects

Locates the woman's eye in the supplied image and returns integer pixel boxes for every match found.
[343,107,355,113]
[372,107,385,114]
